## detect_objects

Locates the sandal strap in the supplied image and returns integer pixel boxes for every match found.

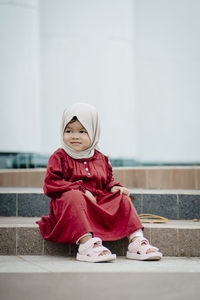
[99,246,111,255]
[128,236,159,254]
[78,237,112,257]
[78,237,102,255]
[86,245,111,257]
[133,244,159,255]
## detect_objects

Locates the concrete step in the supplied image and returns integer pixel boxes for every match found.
[0,188,199,220]
[0,258,200,300]
[0,166,200,189]
[1,256,200,273]
[0,217,199,257]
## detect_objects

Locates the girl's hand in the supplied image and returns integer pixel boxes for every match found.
[85,190,97,203]
[110,186,130,196]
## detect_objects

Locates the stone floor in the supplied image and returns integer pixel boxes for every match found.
[0,256,200,273]
[0,256,200,300]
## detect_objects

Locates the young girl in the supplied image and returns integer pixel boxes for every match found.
[36,103,162,262]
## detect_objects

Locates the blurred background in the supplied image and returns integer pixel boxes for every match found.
[0,0,200,168]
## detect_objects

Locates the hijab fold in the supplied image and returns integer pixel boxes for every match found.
[61,103,101,159]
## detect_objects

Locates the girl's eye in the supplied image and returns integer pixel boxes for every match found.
[65,129,71,133]
[80,130,86,134]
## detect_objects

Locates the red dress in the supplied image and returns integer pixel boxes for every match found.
[36,148,143,244]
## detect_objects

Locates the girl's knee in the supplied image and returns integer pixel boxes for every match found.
[54,189,87,218]
[60,189,86,207]
[121,194,132,203]
[120,194,135,210]
[62,189,84,198]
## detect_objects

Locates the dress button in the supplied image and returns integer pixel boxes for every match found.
[85,168,89,171]
[88,173,91,176]
[84,162,87,165]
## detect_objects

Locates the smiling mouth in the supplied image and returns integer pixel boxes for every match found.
[71,142,81,144]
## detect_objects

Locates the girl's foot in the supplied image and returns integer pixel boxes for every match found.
[126,236,162,261]
[76,237,116,263]
[78,235,109,256]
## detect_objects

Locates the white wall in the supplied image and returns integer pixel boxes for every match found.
[0,0,40,152]
[134,0,200,162]
[40,0,136,157]
[1,0,200,163]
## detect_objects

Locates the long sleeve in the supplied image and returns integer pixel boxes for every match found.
[43,152,86,198]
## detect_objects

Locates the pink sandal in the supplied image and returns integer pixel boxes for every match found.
[76,237,116,263]
[126,236,162,261]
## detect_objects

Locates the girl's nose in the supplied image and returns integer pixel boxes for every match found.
[72,133,79,139]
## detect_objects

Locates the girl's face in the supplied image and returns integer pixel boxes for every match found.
[63,120,91,152]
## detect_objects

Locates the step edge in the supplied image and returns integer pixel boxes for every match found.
[0,188,200,195]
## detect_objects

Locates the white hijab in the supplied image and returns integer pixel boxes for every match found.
[61,103,101,159]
